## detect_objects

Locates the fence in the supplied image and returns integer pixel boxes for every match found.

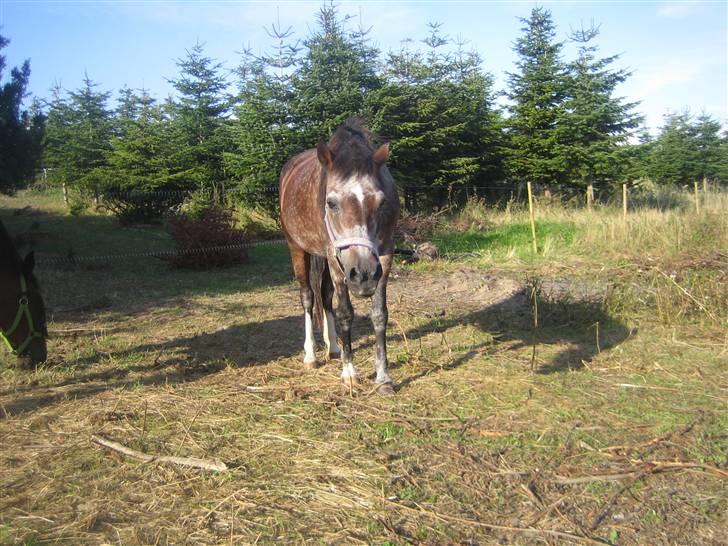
[17,178,722,268]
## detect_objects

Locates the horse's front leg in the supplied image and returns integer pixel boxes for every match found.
[371,253,394,394]
[330,262,358,386]
[289,245,318,368]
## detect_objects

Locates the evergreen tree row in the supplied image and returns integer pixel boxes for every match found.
[2,5,726,211]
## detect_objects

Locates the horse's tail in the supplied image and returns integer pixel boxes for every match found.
[309,255,332,330]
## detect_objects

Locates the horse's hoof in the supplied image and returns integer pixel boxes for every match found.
[328,351,341,361]
[303,359,321,370]
[376,383,395,396]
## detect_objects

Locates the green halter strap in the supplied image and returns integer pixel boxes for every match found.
[1,274,44,356]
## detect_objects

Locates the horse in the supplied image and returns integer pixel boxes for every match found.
[279,119,399,394]
[0,219,48,367]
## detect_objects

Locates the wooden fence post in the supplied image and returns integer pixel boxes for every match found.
[62,183,69,208]
[527,182,537,254]
[694,181,700,215]
[586,184,594,212]
[622,184,628,220]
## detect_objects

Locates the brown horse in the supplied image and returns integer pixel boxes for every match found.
[279,119,399,394]
[0,219,48,367]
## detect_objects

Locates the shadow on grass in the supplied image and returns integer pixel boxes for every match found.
[0,314,305,417]
[395,282,631,389]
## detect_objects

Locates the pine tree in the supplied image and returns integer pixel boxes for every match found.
[290,2,381,146]
[504,7,568,185]
[224,19,300,213]
[557,25,641,188]
[107,88,173,192]
[648,112,697,185]
[43,76,113,194]
[166,42,230,192]
[369,24,503,205]
[0,34,43,193]
[692,113,725,182]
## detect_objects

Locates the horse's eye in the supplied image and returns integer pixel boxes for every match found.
[326,198,339,212]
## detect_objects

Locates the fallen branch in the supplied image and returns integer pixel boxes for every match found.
[91,435,228,473]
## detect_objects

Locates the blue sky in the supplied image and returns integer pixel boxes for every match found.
[1,1,726,134]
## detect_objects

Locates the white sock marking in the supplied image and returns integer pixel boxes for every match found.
[323,310,341,356]
[303,310,316,364]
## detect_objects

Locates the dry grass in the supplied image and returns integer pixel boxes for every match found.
[0,188,726,545]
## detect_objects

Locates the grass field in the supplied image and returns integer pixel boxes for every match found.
[0,188,726,545]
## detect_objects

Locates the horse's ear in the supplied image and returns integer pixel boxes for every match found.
[373,142,389,167]
[23,251,35,274]
[317,139,335,169]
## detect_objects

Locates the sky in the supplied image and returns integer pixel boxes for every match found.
[0,0,726,134]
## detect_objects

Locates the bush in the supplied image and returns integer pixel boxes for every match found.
[166,204,249,269]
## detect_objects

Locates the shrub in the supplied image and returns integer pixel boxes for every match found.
[166,203,249,269]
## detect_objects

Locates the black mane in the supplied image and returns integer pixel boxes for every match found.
[328,118,379,175]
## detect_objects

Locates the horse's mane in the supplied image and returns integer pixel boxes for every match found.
[0,219,23,270]
[328,118,380,175]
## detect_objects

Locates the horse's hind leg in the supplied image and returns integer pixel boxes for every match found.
[320,262,341,360]
[290,245,318,368]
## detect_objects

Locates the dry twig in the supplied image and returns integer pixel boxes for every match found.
[91,435,228,473]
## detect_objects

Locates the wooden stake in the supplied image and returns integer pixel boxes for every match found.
[622,184,628,220]
[527,182,537,254]
[694,181,700,215]
[586,184,594,212]
[702,176,707,195]
[62,183,69,207]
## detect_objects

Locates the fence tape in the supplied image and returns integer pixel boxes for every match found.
[37,238,288,266]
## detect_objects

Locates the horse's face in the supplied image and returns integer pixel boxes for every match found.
[318,140,390,298]
[1,252,48,367]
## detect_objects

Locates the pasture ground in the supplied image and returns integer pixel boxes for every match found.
[1,189,726,545]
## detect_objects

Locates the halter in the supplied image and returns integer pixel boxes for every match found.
[324,210,379,282]
[0,274,44,356]
[324,210,379,257]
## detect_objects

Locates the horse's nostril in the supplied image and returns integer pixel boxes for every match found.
[349,268,359,281]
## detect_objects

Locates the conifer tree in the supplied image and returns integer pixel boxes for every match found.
[290,2,381,145]
[225,18,299,212]
[647,112,697,185]
[369,24,503,203]
[0,34,43,193]
[43,76,113,194]
[504,7,568,185]
[166,42,230,192]
[557,26,641,187]
[107,88,173,192]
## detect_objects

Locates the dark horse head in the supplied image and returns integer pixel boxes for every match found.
[316,121,393,297]
[0,220,48,367]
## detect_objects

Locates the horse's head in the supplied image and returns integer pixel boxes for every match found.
[1,252,48,367]
[317,138,390,298]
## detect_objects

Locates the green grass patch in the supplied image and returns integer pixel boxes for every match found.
[432,221,576,257]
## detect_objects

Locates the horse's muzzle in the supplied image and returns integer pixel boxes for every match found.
[347,261,383,298]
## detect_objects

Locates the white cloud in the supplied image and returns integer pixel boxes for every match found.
[657,1,702,18]
[632,59,705,98]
